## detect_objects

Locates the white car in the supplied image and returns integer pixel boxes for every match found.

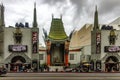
[65,68,73,72]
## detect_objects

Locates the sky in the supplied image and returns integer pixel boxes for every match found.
[1,0,120,46]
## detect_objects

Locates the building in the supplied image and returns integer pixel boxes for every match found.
[68,6,120,72]
[39,5,120,72]
[70,24,93,48]
[0,2,119,72]
[0,3,39,72]
[43,15,72,66]
[39,18,93,68]
[90,6,120,72]
[79,6,120,72]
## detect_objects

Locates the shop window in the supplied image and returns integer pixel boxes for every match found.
[70,54,74,60]
[39,54,44,60]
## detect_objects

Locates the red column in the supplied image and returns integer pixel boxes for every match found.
[65,53,68,66]
[65,41,70,66]
[47,54,50,66]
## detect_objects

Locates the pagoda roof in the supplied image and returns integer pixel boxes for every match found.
[48,18,68,40]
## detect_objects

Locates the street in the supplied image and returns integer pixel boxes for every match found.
[1,72,120,80]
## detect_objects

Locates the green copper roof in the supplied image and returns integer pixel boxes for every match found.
[48,18,68,40]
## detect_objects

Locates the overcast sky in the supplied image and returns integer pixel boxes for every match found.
[1,0,120,46]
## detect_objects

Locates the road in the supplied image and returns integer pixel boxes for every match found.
[1,72,120,80]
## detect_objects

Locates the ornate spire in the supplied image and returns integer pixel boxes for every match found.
[52,14,54,19]
[0,3,5,26]
[33,2,37,28]
[34,2,36,8]
[60,14,62,19]
[93,5,99,30]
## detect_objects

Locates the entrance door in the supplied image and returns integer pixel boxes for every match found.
[105,56,119,72]
[10,56,26,72]
[50,43,64,66]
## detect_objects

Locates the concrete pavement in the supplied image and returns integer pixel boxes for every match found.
[1,72,120,80]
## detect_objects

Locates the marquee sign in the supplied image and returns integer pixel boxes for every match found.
[104,46,120,53]
[96,33,101,54]
[8,45,27,52]
[32,32,38,53]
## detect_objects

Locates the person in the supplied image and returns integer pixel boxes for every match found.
[107,66,111,72]
[16,66,19,72]
[22,65,25,72]
[112,66,117,72]
[31,67,34,72]
[0,65,7,74]
[19,66,22,72]
[56,68,58,72]
[14,66,17,72]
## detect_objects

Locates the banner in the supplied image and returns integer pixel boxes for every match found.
[96,33,101,54]
[32,32,38,53]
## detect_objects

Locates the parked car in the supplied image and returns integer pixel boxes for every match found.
[0,66,7,76]
[65,68,73,72]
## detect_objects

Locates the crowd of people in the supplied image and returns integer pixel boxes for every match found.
[0,65,7,75]
[10,64,33,72]
[1,63,120,73]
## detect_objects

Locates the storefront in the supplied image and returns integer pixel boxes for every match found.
[104,56,119,72]
[0,3,39,72]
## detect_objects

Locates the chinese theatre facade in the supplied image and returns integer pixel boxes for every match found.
[0,3,39,72]
[43,16,70,66]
